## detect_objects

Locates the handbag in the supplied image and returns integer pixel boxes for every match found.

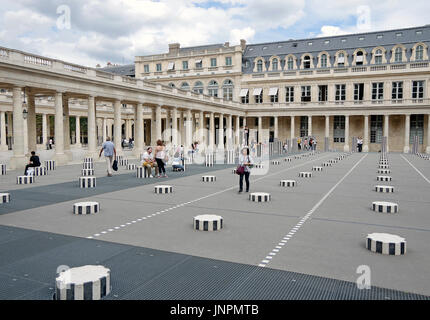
[112,160,118,171]
[236,165,245,175]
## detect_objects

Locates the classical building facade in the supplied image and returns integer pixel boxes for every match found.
[1,25,430,169]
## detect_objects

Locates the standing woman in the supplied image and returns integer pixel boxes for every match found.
[155,139,168,178]
[238,147,252,193]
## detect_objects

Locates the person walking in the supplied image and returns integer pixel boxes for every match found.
[155,139,167,178]
[24,151,41,175]
[238,147,252,193]
[48,138,53,150]
[99,137,116,177]
[357,137,363,152]
[244,126,249,146]
[297,137,301,150]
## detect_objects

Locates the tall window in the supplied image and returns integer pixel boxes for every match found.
[182,61,189,70]
[210,58,217,67]
[156,63,162,72]
[272,58,278,71]
[392,81,403,101]
[270,88,279,103]
[320,54,327,68]
[410,114,424,144]
[255,89,263,104]
[370,115,383,143]
[286,86,294,103]
[300,116,308,137]
[374,49,383,64]
[416,45,424,61]
[356,51,364,65]
[394,47,403,62]
[301,86,311,102]
[143,64,149,73]
[193,81,204,94]
[333,116,345,143]
[372,82,384,101]
[181,82,190,90]
[225,56,232,66]
[318,85,328,102]
[195,60,203,69]
[335,84,346,101]
[208,80,219,97]
[303,56,311,69]
[222,80,234,101]
[337,53,345,67]
[354,83,364,101]
[287,57,294,70]
[412,80,424,100]
[241,91,249,104]
[257,59,263,72]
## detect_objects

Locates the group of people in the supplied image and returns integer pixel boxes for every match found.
[297,137,317,151]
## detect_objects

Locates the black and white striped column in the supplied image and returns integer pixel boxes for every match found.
[372,201,398,213]
[377,175,392,182]
[377,169,391,174]
[205,153,214,167]
[0,164,6,175]
[136,167,150,178]
[202,176,216,182]
[55,265,111,300]
[155,185,173,194]
[119,158,128,166]
[82,169,94,176]
[374,185,394,193]
[193,215,223,231]
[329,159,338,164]
[254,164,264,169]
[378,164,390,169]
[366,233,406,255]
[280,180,296,187]
[284,158,292,162]
[249,192,271,202]
[313,166,323,172]
[299,172,313,178]
[83,158,93,163]
[79,177,96,188]
[0,193,10,203]
[17,176,35,184]
[232,169,237,174]
[322,162,332,167]
[44,160,56,171]
[82,162,94,170]
[271,160,280,165]
[294,155,301,159]
[73,202,100,215]
[34,167,48,176]
[127,164,136,170]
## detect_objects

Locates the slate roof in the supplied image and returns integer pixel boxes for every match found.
[100,64,135,77]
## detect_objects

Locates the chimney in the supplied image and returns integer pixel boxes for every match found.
[240,39,246,50]
[224,42,230,47]
[169,43,180,54]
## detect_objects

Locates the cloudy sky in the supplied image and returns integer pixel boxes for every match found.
[0,0,429,67]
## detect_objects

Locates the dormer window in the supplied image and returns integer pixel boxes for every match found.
[416,45,424,61]
[374,49,383,64]
[396,32,403,37]
[287,57,294,70]
[272,58,278,71]
[394,47,403,62]
[338,53,345,67]
[303,55,311,69]
[257,59,263,72]
[356,51,364,65]
[320,54,327,68]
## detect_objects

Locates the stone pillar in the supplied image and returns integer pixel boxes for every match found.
[325,115,330,151]
[363,115,369,152]
[427,114,430,154]
[199,110,205,147]
[155,105,162,143]
[86,96,97,158]
[308,115,312,137]
[218,113,224,149]
[63,95,72,160]
[235,115,240,147]
[290,116,295,140]
[165,109,171,143]
[114,100,122,153]
[404,114,410,154]
[384,114,390,153]
[209,112,215,150]
[258,116,262,143]
[53,92,68,165]
[274,116,279,140]
[151,107,156,146]
[227,114,233,149]
[0,111,7,151]
[75,116,81,147]
[27,93,37,154]
[344,115,350,152]
[102,117,107,142]
[186,109,192,150]
[172,107,178,147]
[42,113,48,148]
[179,110,185,145]
[134,103,144,156]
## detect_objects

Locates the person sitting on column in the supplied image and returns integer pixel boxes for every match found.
[172,151,185,171]
[141,147,158,178]
[24,151,41,176]
[99,137,117,177]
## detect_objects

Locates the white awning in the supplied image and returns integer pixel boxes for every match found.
[269,87,279,96]
[253,88,263,96]
[195,59,202,64]
[338,56,345,63]
[167,62,175,70]
[356,56,363,62]
[239,89,249,97]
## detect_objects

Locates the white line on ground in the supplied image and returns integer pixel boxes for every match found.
[258,153,367,268]
[87,152,333,239]
[401,155,430,184]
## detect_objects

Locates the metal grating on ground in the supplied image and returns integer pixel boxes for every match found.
[0,225,428,300]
